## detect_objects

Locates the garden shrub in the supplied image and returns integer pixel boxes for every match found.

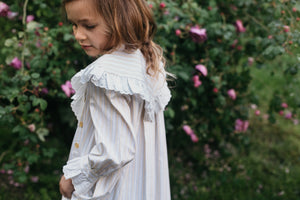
[0,0,299,194]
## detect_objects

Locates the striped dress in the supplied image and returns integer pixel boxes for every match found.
[62,48,171,200]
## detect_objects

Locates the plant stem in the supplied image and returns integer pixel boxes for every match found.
[22,0,29,25]
[21,0,29,75]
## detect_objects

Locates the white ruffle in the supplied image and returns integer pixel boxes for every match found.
[70,51,171,122]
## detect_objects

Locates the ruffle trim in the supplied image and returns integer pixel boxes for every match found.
[70,64,171,122]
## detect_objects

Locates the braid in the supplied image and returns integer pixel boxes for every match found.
[141,41,165,77]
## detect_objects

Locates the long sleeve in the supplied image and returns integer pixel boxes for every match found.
[62,83,136,199]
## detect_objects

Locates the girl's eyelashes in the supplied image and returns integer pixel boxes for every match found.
[84,24,96,30]
[69,22,96,30]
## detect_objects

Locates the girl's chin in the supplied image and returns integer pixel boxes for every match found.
[84,50,100,57]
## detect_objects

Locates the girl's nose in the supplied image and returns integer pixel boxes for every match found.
[73,27,87,42]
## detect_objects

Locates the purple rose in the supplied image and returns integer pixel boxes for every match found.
[7,11,17,19]
[248,57,254,66]
[195,64,208,76]
[26,15,34,23]
[61,80,75,97]
[189,26,207,43]
[0,2,9,17]
[183,125,193,135]
[30,176,39,183]
[41,88,49,95]
[192,75,202,88]
[235,20,246,33]
[10,57,22,70]
[227,89,236,100]
[235,119,249,133]
[285,111,292,119]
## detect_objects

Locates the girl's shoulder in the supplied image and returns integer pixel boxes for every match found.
[70,49,171,122]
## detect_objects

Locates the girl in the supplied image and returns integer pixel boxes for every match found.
[59,0,171,199]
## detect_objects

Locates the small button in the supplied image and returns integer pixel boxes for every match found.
[75,143,79,148]
[79,121,83,128]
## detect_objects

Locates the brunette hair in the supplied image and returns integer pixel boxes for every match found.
[63,0,165,77]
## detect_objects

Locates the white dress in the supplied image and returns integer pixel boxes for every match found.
[61,48,171,200]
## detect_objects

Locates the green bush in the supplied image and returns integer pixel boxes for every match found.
[0,0,299,195]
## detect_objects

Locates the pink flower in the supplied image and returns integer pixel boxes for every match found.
[235,119,249,133]
[255,110,260,116]
[195,64,208,76]
[189,26,207,43]
[10,57,22,70]
[24,165,30,173]
[183,125,193,135]
[230,5,238,11]
[285,111,292,119]
[283,25,290,32]
[30,176,39,183]
[159,2,166,9]
[41,88,49,95]
[0,2,9,17]
[279,110,284,116]
[263,114,269,120]
[281,102,288,108]
[61,80,75,97]
[293,119,299,125]
[26,15,34,23]
[0,169,5,174]
[27,124,36,132]
[175,29,181,36]
[192,75,202,88]
[14,182,20,187]
[235,20,246,33]
[250,104,257,109]
[183,125,199,143]
[231,39,238,48]
[7,169,13,175]
[268,35,273,39]
[213,88,218,93]
[190,133,199,143]
[248,57,254,66]
[7,11,17,19]
[227,89,236,100]
[237,46,243,51]
[293,7,297,12]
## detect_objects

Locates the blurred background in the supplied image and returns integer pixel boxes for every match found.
[0,0,300,199]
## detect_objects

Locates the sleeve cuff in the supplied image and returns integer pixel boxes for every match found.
[63,156,99,194]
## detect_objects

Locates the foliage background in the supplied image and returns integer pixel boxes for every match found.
[0,0,300,199]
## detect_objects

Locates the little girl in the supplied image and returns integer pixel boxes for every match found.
[59,0,171,199]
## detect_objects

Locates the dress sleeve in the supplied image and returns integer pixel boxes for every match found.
[62,83,136,198]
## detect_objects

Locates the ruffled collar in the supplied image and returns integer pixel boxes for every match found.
[70,49,171,122]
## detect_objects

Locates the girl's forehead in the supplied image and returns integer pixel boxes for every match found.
[65,0,99,21]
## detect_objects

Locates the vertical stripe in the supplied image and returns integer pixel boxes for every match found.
[63,48,171,200]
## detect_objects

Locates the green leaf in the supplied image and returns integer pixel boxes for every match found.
[32,98,48,110]
[63,33,74,41]
[165,108,175,119]
[39,99,48,110]
[0,106,6,118]
[36,128,49,142]
[31,73,40,79]
[177,71,190,81]
[32,97,39,107]
[4,38,15,47]
[22,75,31,81]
